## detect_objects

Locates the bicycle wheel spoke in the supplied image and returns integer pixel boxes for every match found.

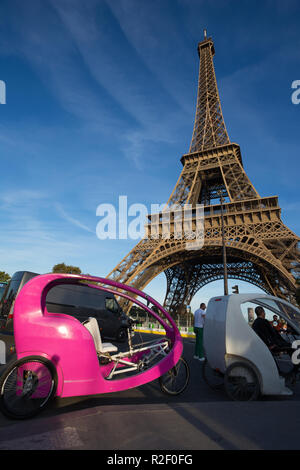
[0,357,57,419]
[159,358,190,396]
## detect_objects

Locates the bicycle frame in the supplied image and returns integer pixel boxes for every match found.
[13,273,183,399]
[107,339,170,379]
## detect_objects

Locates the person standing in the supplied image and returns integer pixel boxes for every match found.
[193,303,206,361]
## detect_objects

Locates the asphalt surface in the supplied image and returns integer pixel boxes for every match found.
[0,334,300,451]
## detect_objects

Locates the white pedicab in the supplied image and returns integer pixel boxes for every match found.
[202,293,300,401]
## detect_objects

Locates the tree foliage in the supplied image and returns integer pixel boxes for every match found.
[52,263,82,275]
[0,271,11,283]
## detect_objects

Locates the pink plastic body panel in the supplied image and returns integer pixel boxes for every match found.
[13,274,183,398]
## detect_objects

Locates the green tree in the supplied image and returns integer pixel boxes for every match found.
[52,263,82,275]
[0,271,11,282]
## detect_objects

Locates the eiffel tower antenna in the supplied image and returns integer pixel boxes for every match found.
[108,35,300,316]
[189,33,230,154]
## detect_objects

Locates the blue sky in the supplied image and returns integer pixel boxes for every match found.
[0,0,299,309]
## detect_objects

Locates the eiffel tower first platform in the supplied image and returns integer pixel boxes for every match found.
[108,33,300,316]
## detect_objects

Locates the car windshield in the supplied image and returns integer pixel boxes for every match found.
[258,298,300,330]
[241,297,300,330]
[0,283,7,302]
[0,271,38,319]
[0,279,21,318]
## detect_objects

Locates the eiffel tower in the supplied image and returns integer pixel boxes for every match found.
[108,32,300,316]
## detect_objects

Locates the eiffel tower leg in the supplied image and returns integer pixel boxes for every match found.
[164,265,187,317]
[164,262,203,317]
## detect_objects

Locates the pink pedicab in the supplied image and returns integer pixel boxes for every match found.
[0,273,189,419]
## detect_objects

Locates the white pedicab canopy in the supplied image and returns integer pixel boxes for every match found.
[204,294,300,397]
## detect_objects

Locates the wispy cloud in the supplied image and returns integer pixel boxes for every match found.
[55,203,94,233]
[48,0,189,167]
[0,0,192,170]
[5,1,126,136]
[0,190,97,276]
[106,0,196,115]
[0,189,47,210]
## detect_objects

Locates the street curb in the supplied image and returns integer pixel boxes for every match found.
[134,328,195,339]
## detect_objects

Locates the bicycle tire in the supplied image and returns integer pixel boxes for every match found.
[202,358,224,390]
[0,356,58,420]
[159,357,190,396]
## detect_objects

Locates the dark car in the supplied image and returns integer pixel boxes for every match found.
[45,281,130,342]
[0,282,7,302]
[0,271,131,364]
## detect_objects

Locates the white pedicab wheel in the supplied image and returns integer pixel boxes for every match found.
[202,358,224,390]
[159,357,190,396]
[0,356,57,420]
[224,362,260,401]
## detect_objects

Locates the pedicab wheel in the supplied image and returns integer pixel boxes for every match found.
[159,357,190,396]
[0,356,57,420]
[224,362,260,401]
[202,358,224,390]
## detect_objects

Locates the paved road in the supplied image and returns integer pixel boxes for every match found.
[0,335,299,450]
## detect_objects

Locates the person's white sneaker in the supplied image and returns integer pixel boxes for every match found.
[198,357,205,362]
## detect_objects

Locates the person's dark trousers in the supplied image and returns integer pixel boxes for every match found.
[194,327,204,358]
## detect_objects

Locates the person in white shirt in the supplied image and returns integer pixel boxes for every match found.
[193,303,206,361]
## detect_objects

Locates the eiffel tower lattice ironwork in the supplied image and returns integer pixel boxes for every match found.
[108,33,300,316]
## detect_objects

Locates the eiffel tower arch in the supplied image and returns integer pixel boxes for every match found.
[108,33,300,316]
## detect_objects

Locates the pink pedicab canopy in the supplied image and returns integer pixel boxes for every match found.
[13,273,183,398]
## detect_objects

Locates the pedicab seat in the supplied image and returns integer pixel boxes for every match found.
[83,317,118,354]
